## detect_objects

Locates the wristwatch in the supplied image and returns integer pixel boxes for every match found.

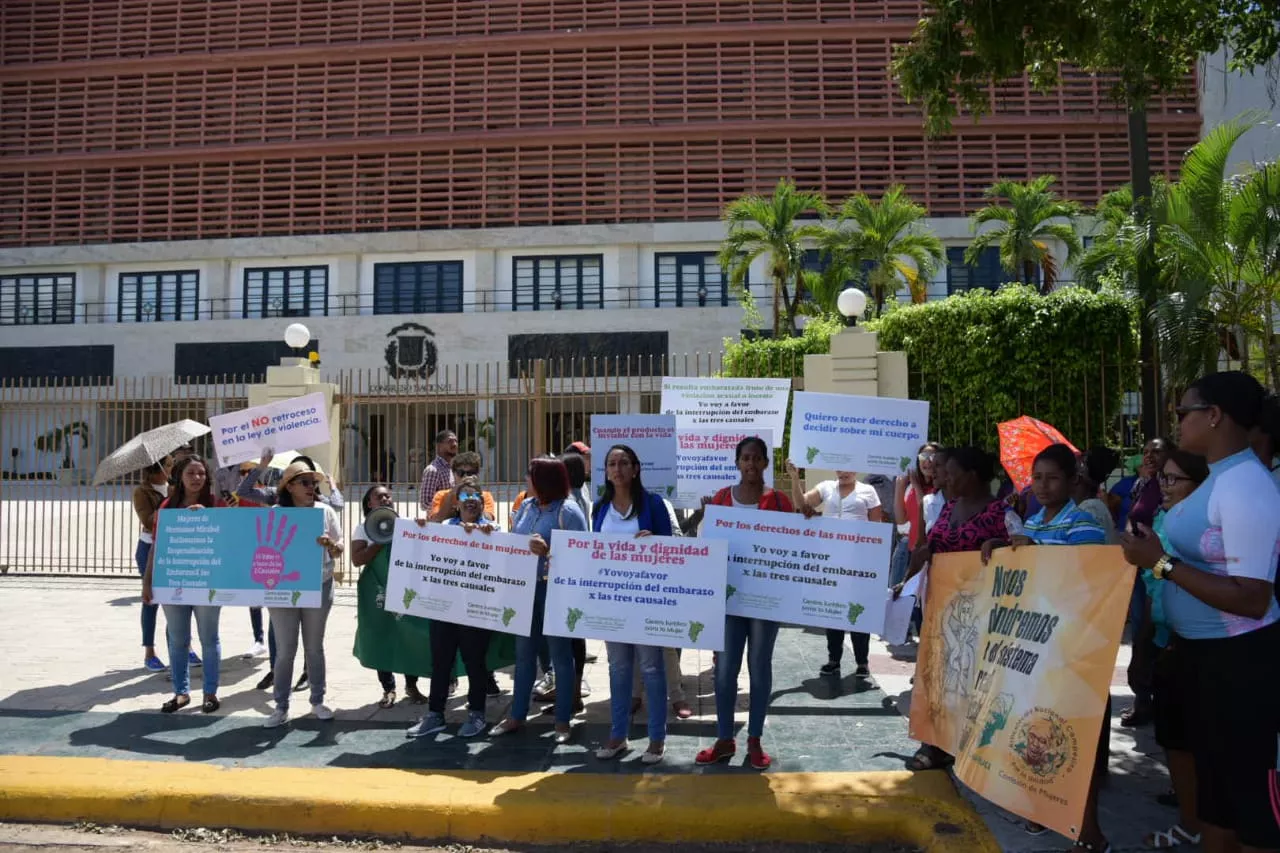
[1152,555,1178,580]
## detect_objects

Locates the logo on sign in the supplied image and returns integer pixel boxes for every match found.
[384,322,439,380]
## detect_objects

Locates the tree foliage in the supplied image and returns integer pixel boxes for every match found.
[869,286,1140,450]
[820,186,945,314]
[966,175,1083,293]
[893,0,1280,136]
[719,179,830,334]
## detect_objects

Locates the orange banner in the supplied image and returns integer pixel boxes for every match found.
[909,545,1133,839]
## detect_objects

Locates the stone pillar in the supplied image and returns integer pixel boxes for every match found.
[247,359,341,478]
[799,325,909,483]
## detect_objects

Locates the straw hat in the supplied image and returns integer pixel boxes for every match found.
[278,460,330,492]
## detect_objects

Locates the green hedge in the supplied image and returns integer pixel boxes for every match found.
[869,286,1140,450]
[721,314,842,379]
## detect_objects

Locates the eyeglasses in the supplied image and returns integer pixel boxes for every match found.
[1157,472,1195,487]
[293,478,318,488]
[455,468,479,477]
[1175,403,1212,421]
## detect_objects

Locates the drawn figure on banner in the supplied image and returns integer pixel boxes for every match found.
[252,509,301,589]
[931,590,979,729]
[1011,708,1077,782]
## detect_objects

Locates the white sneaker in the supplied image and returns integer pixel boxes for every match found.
[312,703,334,721]
[243,641,267,659]
[263,708,288,729]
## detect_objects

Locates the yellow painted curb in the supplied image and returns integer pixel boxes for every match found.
[0,756,998,852]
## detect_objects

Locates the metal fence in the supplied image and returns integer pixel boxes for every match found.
[0,352,802,576]
[0,348,1145,576]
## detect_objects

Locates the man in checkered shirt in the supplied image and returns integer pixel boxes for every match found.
[418,429,459,511]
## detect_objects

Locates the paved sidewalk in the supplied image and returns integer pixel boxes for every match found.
[0,576,1177,851]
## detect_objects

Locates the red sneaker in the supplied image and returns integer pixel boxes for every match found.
[695,738,736,765]
[747,736,772,770]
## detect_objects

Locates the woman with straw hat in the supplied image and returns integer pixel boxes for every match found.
[262,460,344,728]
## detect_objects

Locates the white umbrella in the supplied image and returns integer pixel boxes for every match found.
[92,419,211,486]
[265,450,326,476]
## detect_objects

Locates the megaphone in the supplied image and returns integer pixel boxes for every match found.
[365,506,399,545]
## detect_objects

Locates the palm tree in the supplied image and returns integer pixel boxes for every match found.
[966,175,1083,294]
[1157,114,1270,388]
[719,179,830,334]
[820,185,944,315]
[1231,160,1280,388]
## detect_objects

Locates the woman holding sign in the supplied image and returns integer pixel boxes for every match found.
[1121,372,1280,853]
[141,455,226,714]
[696,436,794,771]
[412,477,502,739]
[590,445,674,764]
[489,456,588,742]
[262,461,344,729]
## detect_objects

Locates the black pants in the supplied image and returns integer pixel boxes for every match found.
[376,670,419,692]
[826,630,870,667]
[428,622,491,713]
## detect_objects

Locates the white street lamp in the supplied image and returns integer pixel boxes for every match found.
[836,287,868,327]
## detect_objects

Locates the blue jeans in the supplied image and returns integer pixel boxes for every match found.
[511,580,575,724]
[888,537,910,587]
[607,642,666,742]
[163,604,220,696]
[250,607,265,644]
[135,540,158,649]
[715,615,779,739]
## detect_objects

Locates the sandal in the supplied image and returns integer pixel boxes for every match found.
[1145,825,1200,849]
[378,690,396,709]
[201,696,220,714]
[907,745,954,771]
[161,694,191,713]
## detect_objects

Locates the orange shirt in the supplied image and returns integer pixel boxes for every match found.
[431,488,496,520]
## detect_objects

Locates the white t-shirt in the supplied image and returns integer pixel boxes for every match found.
[922,492,945,533]
[318,503,342,582]
[815,480,880,521]
[600,503,641,534]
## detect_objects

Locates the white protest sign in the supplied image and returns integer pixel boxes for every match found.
[787,391,930,477]
[660,377,791,447]
[701,504,892,633]
[882,594,915,645]
[673,428,774,509]
[589,415,678,501]
[543,532,728,650]
[209,392,330,468]
[384,520,539,636]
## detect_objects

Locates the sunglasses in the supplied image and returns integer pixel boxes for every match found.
[292,477,319,488]
[1158,472,1195,487]
[458,491,482,502]
[1175,403,1212,421]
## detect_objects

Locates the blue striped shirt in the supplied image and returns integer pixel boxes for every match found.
[1023,499,1108,546]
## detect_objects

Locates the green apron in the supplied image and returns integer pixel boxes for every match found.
[353,545,516,677]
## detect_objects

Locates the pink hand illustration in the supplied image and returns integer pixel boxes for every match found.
[251,509,302,590]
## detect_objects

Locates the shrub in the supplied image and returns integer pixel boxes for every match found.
[721,314,842,379]
[869,286,1140,450]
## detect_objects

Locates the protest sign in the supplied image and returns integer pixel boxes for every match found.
[673,428,774,509]
[660,377,791,447]
[787,391,929,477]
[384,520,539,636]
[589,415,678,500]
[701,505,891,633]
[543,532,727,650]
[910,546,1133,840]
[209,392,330,468]
[152,507,325,607]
